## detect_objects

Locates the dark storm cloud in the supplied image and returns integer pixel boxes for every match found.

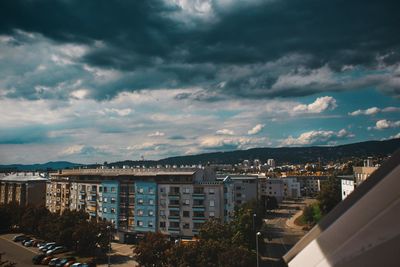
[1,0,400,100]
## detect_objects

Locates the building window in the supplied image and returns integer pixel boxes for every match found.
[209,211,215,217]
[193,211,204,218]
[111,197,116,204]
[138,209,143,216]
[209,200,215,207]
[209,188,215,194]
[111,187,116,193]
[149,199,154,205]
[160,210,165,216]
[148,210,154,216]
[99,186,103,192]
[183,199,190,205]
[169,221,179,228]
[138,199,143,204]
[160,187,165,193]
[183,188,190,194]
[111,208,115,214]
[138,188,144,194]
[148,221,153,227]
[103,197,108,203]
[183,223,190,229]
[149,188,154,194]
[137,221,143,226]
[169,210,180,217]
[160,221,166,228]
[103,187,108,193]
[103,207,107,213]
[183,211,190,217]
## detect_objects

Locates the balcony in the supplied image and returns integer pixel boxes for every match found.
[168,215,180,220]
[168,227,180,232]
[192,193,205,199]
[168,191,180,196]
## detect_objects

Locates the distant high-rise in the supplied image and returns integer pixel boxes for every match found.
[267,158,276,168]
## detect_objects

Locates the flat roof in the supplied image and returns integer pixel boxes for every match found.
[0,173,48,182]
[53,168,197,177]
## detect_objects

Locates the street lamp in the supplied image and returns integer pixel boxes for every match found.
[106,226,111,267]
[253,213,257,231]
[256,232,261,267]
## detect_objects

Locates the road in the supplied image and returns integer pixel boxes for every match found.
[260,198,316,267]
[0,234,38,267]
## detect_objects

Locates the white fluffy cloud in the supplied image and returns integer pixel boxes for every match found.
[248,124,265,135]
[349,106,400,116]
[374,119,400,130]
[293,96,337,114]
[281,129,354,146]
[148,131,165,137]
[216,129,235,135]
[199,135,269,150]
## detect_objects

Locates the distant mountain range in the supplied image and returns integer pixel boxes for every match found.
[0,161,84,172]
[1,138,399,171]
[111,138,400,167]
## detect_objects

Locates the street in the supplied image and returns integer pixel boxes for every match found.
[0,234,38,267]
[260,198,316,267]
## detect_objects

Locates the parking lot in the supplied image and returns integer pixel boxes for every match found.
[0,233,38,267]
[0,233,138,267]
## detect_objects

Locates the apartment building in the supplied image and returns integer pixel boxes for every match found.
[46,179,71,213]
[0,172,47,207]
[258,177,286,202]
[217,175,258,206]
[47,167,224,242]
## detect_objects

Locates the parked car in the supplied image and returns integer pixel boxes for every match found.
[71,263,90,267]
[56,257,76,267]
[23,239,34,246]
[46,246,68,255]
[32,254,46,265]
[40,243,57,252]
[48,258,61,267]
[32,240,43,247]
[64,261,77,267]
[41,256,55,265]
[37,241,47,248]
[12,234,29,242]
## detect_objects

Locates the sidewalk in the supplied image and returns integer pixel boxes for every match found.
[286,209,304,230]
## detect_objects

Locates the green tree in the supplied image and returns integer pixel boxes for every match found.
[199,219,232,243]
[318,176,341,214]
[134,232,172,267]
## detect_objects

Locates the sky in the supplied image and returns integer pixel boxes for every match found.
[0,0,399,164]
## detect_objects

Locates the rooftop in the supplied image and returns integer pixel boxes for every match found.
[53,168,198,177]
[0,172,48,182]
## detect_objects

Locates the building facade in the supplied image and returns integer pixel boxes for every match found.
[0,172,47,207]
[46,167,231,242]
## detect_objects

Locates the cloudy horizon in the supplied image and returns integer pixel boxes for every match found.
[0,0,399,164]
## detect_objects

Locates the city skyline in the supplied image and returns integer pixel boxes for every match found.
[1,0,400,164]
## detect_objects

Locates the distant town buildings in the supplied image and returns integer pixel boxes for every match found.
[267,158,276,168]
